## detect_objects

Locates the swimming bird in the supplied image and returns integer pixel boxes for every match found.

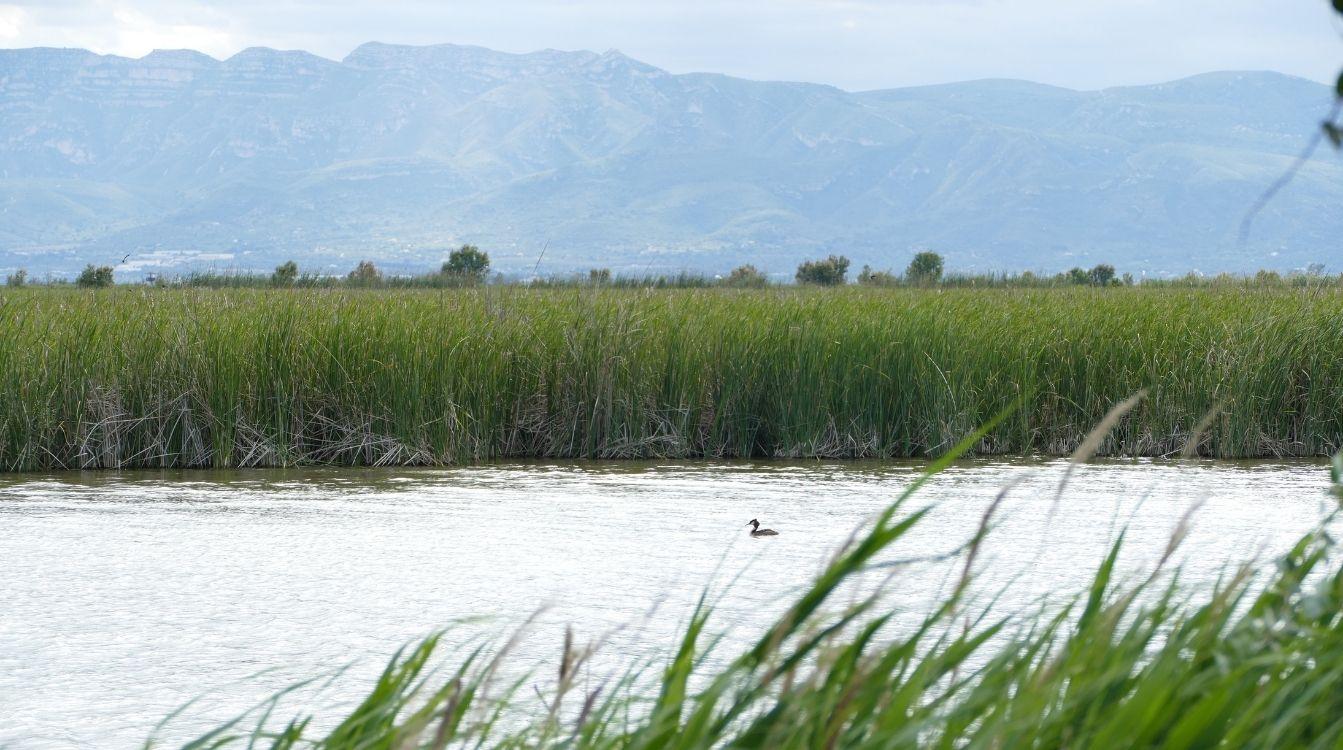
[747,519,778,537]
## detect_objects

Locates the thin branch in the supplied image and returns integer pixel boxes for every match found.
[1238,101,1342,245]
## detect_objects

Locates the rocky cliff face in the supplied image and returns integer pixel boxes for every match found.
[0,44,1337,278]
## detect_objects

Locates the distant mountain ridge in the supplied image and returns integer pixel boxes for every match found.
[0,43,1338,278]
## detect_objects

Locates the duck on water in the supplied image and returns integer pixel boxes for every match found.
[747,519,778,537]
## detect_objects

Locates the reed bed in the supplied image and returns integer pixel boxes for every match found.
[161,447,1343,749]
[1,285,1341,470]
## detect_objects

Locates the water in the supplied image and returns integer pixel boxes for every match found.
[0,458,1335,748]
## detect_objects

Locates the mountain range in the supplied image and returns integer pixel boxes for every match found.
[0,42,1339,279]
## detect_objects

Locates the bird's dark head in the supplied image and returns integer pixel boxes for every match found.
[747,519,759,529]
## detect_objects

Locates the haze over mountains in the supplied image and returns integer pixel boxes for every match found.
[0,42,1338,279]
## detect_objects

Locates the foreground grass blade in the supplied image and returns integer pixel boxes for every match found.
[150,405,1343,749]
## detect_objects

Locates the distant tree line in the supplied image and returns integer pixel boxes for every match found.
[795,253,1133,288]
[3,247,1341,290]
[265,245,495,288]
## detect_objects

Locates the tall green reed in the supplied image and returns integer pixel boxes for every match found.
[2,285,1340,470]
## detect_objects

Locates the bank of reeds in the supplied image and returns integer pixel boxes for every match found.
[161,446,1343,749]
[1,285,1341,470]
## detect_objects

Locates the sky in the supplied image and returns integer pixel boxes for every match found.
[0,0,1339,91]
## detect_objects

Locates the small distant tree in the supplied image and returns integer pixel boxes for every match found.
[589,268,611,284]
[1254,269,1284,286]
[442,244,490,282]
[272,260,298,286]
[795,255,850,286]
[5,269,26,287]
[857,265,898,286]
[725,264,767,288]
[1062,267,1090,285]
[347,260,382,286]
[1087,264,1117,287]
[904,252,944,285]
[76,264,114,288]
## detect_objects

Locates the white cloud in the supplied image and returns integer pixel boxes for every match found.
[0,5,25,40]
[2,0,235,58]
[105,4,234,58]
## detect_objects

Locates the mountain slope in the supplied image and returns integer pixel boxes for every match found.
[0,44,1337,278]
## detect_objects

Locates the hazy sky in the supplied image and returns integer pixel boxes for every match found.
[0,0,1339,91]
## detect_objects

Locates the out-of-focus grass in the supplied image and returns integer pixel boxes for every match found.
[158,441,1343,749]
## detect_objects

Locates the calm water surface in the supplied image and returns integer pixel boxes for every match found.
[0,459,1336,748]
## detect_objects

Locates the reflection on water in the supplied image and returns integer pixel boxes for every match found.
[0,459,1334,749]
